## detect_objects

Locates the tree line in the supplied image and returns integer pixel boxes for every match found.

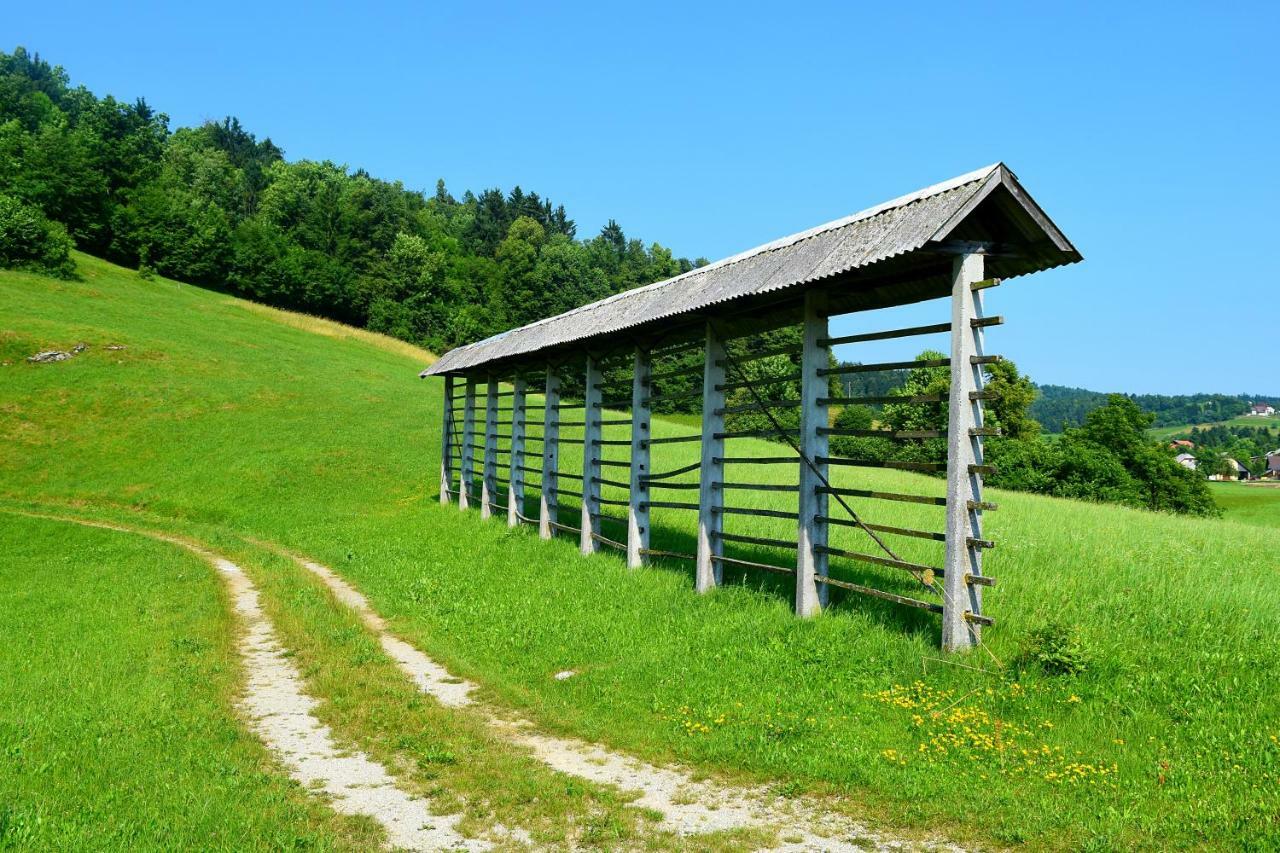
[0,47,706,352]
[1031,385,1270,433]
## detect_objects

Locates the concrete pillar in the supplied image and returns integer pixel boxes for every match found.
[480,376,499,520]
[796,290,830,616]
[627,347,651,568]
[943,253,986,651]
[508,377,527,527]
[696,324,726,592]
[459,376,477,510]
[580,355,603,555]
[540,367,560,539]
[440,374,455,505]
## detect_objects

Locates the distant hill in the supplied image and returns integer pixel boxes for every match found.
[1031,385,1278,433]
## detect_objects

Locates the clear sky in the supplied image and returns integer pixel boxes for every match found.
[6,2,1277,395]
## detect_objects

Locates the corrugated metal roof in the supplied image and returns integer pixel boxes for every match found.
[423,163,1078,376]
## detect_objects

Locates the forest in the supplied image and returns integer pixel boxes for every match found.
[1031,385,1266,433]
[0,47,705,353]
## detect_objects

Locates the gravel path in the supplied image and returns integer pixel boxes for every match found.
[13,513,486,852]
[287,552,963,851]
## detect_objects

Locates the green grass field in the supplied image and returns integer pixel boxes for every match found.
[1209,481,1280,529]
[0,513,383,850]
[3,253,1279,849]
[1149,414,1280,442]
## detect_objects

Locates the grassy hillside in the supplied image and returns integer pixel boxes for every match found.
[3,253,1279,849]
[1149,414,1280,442]
[1209,482,1280,529]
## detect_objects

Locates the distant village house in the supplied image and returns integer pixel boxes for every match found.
[1175,453,1197,471]
[1248,403,1276,416]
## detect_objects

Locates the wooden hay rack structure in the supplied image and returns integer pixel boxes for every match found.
[424,164,1080,651]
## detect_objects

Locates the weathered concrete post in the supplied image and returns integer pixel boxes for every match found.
[796,289,830,616]
[696,324,726,592]
[627,347,651,568]
[459,376,477,510]
[540,367,560,539]
[508,377,527,528]
[943,253,985,651]
[580,355,603,555]
[480,376,499,520]
[440,374,455,505]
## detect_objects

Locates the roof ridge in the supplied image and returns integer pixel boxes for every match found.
[442,163,1001,356]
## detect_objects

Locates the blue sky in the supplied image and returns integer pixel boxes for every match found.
[7,2,1277,395]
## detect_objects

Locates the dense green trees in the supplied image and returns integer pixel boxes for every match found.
[0,47,699,352]
[0,192,74,277]
[1032,385,1266,432]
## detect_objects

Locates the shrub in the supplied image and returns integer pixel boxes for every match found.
[1016,620,1091,676]
[0,193,75,277]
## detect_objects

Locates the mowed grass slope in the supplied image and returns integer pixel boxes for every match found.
[0,513,383,850]
[3,254,1279,849]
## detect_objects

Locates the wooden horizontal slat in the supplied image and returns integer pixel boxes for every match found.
[713,531,798,550]
[818,393,943,406]
[715,456,797,465]
[715,344,801,368]
[640,461,702,482]
[716,398,801,415]
[819,457,944,473]
[640,500,700,511]
[970,355,1003,366]
[716,428,799,440]
[818,428,942,439]
[642,434,702,446]
[965,573,997,587]
[716,372,802,393]
[716,482,800,492]
[814,576,943,614]
[639,547,695,560]
[971,315,1004,328]
[717,506,799,521]
[818,322,950,348]
[819,486,946,506]
[816,517,945,542]
[970,277,1001,291]
[816,545,942,578]
[819,358,949,377]
[590,476,630,489]
[710,554,795,576]
[964,611,995,627]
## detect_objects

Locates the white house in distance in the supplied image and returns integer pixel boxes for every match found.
[1175,453,1197,471]
[1248,402,1276,416]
